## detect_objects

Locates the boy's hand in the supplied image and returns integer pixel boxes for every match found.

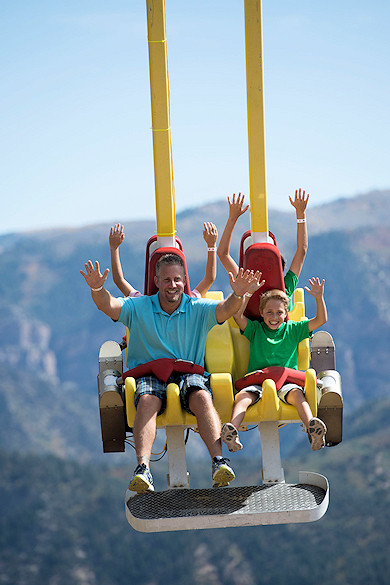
[203,222,218,247]
[305,277,325,298]
[80,260,109,290]
[109,224,125,249]
[227,193,249,221]
[289,189,309,217]
[229,268,264,297]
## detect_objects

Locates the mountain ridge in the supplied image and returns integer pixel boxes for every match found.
[0,189,388,461]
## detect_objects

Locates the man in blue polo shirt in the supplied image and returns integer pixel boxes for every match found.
[81,254,262,492]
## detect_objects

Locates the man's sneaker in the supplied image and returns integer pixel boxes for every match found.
[128,463,154,493]
[212,457,235,487]
[221,423,243,452]
[307,417,327,451]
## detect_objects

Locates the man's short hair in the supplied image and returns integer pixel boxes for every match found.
[155,253,185,277]
[259,289,289,313]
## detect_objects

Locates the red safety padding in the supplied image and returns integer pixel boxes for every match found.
[122,358,204,383]
[235,366,307,392]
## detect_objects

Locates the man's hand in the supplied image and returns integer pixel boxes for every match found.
[228,193,249,222]
[109,224,125,250]
[229,268,264,297]
[289,188,309,217]
[215,269,264,324]
[203,222,218,247]
[246,271,266,296]
[305,277,325,298]
[80,260,109,290]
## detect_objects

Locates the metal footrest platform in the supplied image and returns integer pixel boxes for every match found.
[125,471,328,532]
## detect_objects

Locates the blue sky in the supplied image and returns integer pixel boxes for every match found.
[1,0,389,235]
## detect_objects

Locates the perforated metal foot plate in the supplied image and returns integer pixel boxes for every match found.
[125,472,329,532]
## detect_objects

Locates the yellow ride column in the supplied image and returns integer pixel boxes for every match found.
[244,0,269,242]
[146,0,176,247]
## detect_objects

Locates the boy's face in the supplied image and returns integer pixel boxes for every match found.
[260,299,287,330]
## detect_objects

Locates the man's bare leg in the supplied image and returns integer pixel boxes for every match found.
[133,394,162,466]
[188,389,222,458]
[189,389,235,486]
[128,394,162,493]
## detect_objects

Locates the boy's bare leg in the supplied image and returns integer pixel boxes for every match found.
[286,387,326,450]
[221,391,256,452]
[286,387,312,428]
[230,391,257,429]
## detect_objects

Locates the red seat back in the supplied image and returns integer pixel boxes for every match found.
[144,236,191,296]
[239,231,285,320]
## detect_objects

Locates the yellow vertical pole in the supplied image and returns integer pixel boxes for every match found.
[244,0,269,242]
[146,0,176,247]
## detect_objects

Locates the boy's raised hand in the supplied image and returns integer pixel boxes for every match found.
[305,277,325,298]
[109,224,125,250]
[289,188,309,216]
[227,193,249,221]
[203,222,218,247]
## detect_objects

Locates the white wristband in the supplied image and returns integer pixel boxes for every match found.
[208,247,217,251]
[91,286,104,292]
[297,218,306,224]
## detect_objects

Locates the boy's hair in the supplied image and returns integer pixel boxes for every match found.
[259,289,289,313]
[155,253,185,277]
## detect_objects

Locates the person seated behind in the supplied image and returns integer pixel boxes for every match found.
[81,254,262,492]
[221,278,327,453]
[109,222,218,298]
[217,189,309,307]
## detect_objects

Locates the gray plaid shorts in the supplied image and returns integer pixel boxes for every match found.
[135,373,212,416]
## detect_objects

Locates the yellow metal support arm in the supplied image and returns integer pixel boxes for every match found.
[244,0,269,241]
[146,0,176,246]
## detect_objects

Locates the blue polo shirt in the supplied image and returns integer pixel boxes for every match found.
[118,293,219,369]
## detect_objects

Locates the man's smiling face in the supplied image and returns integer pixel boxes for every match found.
[155,263,186,313]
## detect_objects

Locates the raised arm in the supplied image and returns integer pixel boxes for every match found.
[215,269,264,324]
[232,294,250,331]
[305,277,327,332]
[80,260,122,321]
[109,224,137,297]
[194,222,218,297]
[217,193,249,278]
[288,189,309,278]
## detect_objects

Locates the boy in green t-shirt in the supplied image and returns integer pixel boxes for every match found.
[221,278,327,452]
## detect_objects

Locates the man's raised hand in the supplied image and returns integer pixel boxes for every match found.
[229,268,265,297]
[80,260,109,291]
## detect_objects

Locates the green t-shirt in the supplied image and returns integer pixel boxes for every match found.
[284,269,298,310]
[243,318,310,372]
